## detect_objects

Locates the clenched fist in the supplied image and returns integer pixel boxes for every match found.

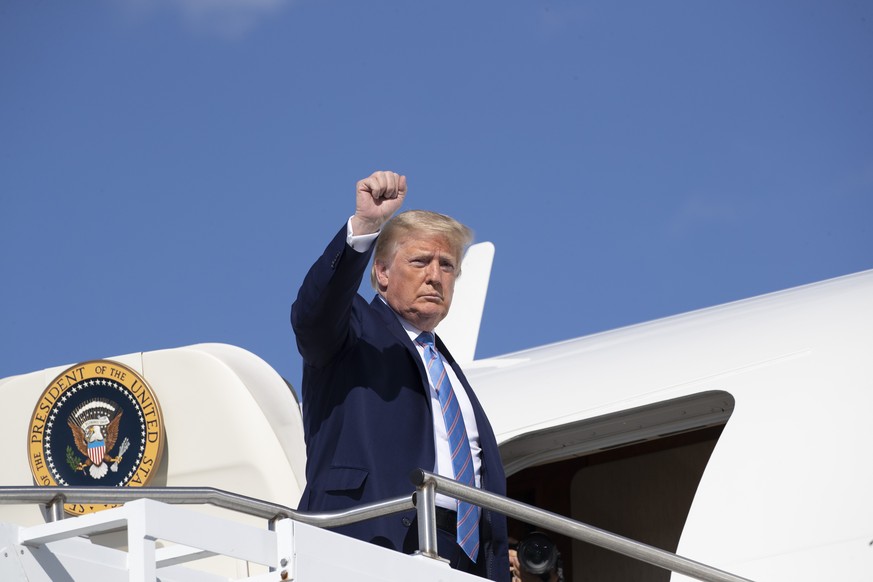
[351,171,407,235]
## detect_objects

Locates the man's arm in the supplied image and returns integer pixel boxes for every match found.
[291,171,407,368]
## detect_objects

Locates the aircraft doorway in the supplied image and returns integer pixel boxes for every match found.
[503,391,733,582]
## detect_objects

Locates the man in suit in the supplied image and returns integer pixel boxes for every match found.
[291,170,509,580]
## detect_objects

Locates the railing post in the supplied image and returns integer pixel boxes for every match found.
[415,475,440,559]
[47,495,66,523]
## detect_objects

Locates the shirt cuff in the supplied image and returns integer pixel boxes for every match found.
[346,216,379,252]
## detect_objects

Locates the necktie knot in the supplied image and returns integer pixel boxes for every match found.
[416,331,436,348]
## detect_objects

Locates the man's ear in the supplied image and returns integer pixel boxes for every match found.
[374,259,389,290]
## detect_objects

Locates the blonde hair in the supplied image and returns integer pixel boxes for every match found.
[370,210,473,290]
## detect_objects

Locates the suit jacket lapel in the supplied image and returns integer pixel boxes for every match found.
[370,296,432,398]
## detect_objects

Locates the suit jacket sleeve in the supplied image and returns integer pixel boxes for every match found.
[291,224,373,369]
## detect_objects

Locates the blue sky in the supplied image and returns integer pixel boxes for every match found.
[2,0,871,391]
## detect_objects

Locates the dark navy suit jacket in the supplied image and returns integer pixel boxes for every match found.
[291,224,509,581]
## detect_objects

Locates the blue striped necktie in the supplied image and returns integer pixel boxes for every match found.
[416,331,480,562]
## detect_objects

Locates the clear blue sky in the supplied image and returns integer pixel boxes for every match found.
[2,1,871,392]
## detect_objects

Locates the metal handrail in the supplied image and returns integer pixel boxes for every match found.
[0,474,752,582]
[410,469,754,582]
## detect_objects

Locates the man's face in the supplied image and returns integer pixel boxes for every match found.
[375,234,460,332]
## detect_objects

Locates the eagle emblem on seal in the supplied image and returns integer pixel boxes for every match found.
[66,398,129,480]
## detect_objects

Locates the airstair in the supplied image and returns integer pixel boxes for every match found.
[0,470,751,582]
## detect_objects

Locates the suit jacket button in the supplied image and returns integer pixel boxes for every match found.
[401,517,412,527]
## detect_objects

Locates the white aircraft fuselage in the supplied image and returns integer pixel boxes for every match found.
[1,265,871,581]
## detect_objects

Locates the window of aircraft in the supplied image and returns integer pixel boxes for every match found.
[503,391,734,582]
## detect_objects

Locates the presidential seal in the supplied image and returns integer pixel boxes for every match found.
[28,360,165,515]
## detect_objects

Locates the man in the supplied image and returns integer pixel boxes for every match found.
[291,171,509,580]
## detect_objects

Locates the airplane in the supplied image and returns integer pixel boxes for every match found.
[0,241,871,581]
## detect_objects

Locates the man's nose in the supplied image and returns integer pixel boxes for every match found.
[425,260,441,283]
